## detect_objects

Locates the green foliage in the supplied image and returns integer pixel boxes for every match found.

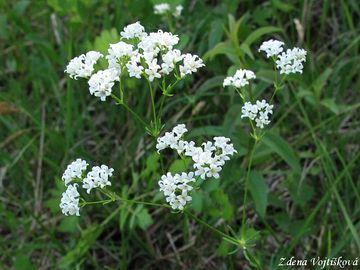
[1,0,360,269]
[248,171,268,219]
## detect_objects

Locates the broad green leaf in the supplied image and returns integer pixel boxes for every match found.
[141,151,160,178]
[91,28,120,56]
[216,239,232,257]
[136,207,153,230]
[243,26,282,47]
[209,189,234,220]
[203,41,238,61]
[262,132,301,175]
[196,76,224,95]
[248,171,268,219]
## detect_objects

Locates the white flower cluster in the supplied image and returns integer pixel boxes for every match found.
[61,158,88,185]
[65,22,204,101]
[223,69,256,88]
[259,39,307,74]
[276,48,307,74]
[60,184,80,216]
[65,51,103,79]
[154,3,183,17]
[159,172,195,210]
[59,159,114,216]
[157,124,236,210]
[120,21,146,39]
[83,165,114,194]
[258,39,284,58]
[88,68,120,101]
[241,100,274,128]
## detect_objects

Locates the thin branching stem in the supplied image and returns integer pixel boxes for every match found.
[111,94,147,127]
[147,79,158,129]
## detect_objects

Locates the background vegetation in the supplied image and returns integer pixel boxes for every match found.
[1,0,359,269]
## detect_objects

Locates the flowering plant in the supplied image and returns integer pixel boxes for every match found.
[222,39,307,242]
[61,21,307,256]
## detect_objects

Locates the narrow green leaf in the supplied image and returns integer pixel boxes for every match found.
[248,171,268,219]
[312,67,333,98]
[203,41,237,61]
[136,207,153,230]
[262,132,301,175]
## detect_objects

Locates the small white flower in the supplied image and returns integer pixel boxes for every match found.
[88,68,120,101]
[154,3,171,14]
[120,21,146,39]
[106,41,134,71]
[65,51,103,79]
[145,59,161,81]
[172,124,188,138]
[62,158,88,185]
[60,184,80,216]
[126,59,143,79]
[223,77,233,87]
[161,49,183,75]
[206,163,222,179]
[241,99,273,128]
[82,165,114,194]
[259,39,284,58]
[174,140,188,155]
[180,54,204,78]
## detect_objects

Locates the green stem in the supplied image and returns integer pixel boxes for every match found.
[241,138,258,232]
[81,199,112,206]
[248,82,254,102]
[235,88,245,101]
[270,75,287,103]
[184,210,239,245]
[89,189,240,246]
[158,78,181,118]
[119,76,123,101]
[116,197,169,208]
[111,94,147,127]
[147,80,158,128]
[270,88,278,102]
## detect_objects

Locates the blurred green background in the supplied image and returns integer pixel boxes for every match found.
[1,0,359,269]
